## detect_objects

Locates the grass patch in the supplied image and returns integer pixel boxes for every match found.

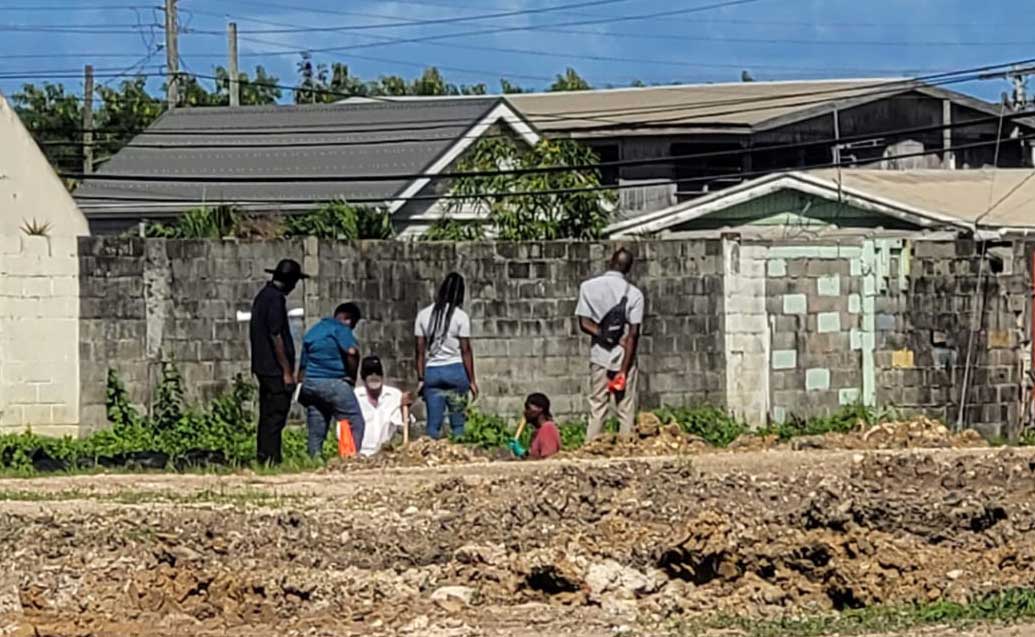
[676,588,1035,636]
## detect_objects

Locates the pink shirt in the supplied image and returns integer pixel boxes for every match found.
[530,421,561,459]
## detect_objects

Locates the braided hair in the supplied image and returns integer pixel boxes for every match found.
[428,272,465,354]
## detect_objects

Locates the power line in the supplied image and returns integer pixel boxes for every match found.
[61,114,1035,184]
[18,75,978,136]
[42,111,1035,198]
[209,0,779,59]
[238,35,556,82]
[183,0,646,35]
[0,4,153,10]
[186,0,1031,30]
[15,59,1033,136]
[69,132,1035,209]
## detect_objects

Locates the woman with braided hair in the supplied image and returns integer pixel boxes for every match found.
[414,272,478,438]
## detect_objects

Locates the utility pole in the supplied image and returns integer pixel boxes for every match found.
[228,21,239,107]
[164,0,179,108]
[82,64,94,174]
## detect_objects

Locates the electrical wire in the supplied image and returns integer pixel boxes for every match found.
[22,60,1030,137]
[37,109,1035,183]
[63,128,1035,186]
[70,132,1035,212]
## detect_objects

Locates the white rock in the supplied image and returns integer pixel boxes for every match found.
[586,560,651,599]
[430,585,476,605]
[403,506,419,516]
[947,569,964,580]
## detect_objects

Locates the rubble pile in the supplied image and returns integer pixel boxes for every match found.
[731,417,990,452]
[5,450,1035,635]
[573,413,712,458]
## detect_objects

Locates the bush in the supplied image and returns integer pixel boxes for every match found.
[761,403,878,441]
[0,365,314,474]
[655,405,748,448]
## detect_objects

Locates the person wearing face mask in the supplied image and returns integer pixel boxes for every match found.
[355,356,414,457]
[250,259,308,465]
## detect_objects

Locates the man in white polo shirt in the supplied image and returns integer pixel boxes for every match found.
[355,356,414,457]
[575,248,645,440]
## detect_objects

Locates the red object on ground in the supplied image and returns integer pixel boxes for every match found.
[530,421,561,459]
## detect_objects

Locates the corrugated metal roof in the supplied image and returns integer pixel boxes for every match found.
[505,79,901,131]
[807,169,1035,229]
[74,97,502,217]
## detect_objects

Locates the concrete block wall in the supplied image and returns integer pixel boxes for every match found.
[874,240,1030,438]
[0,235,83,436]
[765,245,866,424]
[73,237,1033,435]
[78,238,727,429]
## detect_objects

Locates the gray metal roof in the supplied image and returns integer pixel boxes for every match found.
[74,97,503,218]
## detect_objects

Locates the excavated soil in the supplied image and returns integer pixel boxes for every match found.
[1,445,1034,636]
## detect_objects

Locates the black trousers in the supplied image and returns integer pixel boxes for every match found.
[257,375,292,464]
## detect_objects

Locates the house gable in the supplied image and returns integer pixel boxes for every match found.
[607,173,973,237]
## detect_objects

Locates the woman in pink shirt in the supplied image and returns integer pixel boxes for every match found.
[524,393,561,459]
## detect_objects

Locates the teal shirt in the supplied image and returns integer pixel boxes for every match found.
[299,318,358,380]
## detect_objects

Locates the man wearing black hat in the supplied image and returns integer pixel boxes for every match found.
[250,258,308,464]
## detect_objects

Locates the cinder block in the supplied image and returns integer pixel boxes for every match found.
[817,275,841,297]
[767,259,787,277]
[772,350,798,370]
[783,294,807,315]
[876,314,897,331]
[817,312,841,334]
[806,368,831,391]
[848,294,862,314]
[850,328,863,350]
[891,349,915,368]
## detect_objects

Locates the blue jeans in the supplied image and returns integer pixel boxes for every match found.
[299,378,365,458]
[424,363,470,439]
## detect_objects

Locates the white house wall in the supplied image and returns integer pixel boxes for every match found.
[0,94,89,436]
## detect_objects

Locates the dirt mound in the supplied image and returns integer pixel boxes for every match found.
[730,417,989,452]
[8,450,1035,635]
[325,438,493,471]
[571,413,713,458]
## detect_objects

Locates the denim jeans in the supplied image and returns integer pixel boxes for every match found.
[424,363,470,439]
[299,378,365,458]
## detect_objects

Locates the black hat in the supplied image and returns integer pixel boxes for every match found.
[265,258,309,281]
[360,355,384,379]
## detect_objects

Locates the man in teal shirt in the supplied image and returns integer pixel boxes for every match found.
[298,303,366,457]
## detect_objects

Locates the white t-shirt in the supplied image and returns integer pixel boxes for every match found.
[414,304,471,368]
[575,271,645,371]
[355,385,411,457]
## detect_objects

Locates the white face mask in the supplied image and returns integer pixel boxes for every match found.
[366,379,383,392]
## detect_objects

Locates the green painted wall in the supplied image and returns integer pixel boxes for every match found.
[670,191,924,232]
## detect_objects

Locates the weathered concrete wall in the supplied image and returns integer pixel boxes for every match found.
[78,238,726,430]
[874,240,1030,437]
[0,93,91,436]
[75,237,1032,437]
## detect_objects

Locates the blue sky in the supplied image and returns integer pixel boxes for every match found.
[0,0,1030,103]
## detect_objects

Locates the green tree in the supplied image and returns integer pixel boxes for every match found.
[444,137,614,240]
[548,68,591,92]
[295,52,328,104]
[411,67,450,96]
[94,77,165,164]
[500,79,528,94]
[212,65,282,105]
[11,82,83,179]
